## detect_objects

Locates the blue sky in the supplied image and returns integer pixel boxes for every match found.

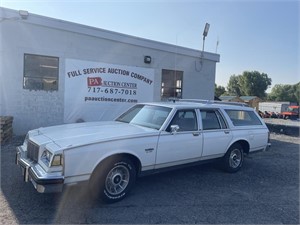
[1,0,299,92]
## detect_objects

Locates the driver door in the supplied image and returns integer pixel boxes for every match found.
[155,109,203,169]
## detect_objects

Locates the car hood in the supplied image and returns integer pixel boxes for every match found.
[30,121,159,149]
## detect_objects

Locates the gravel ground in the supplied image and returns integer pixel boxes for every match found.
[0,133,299,224]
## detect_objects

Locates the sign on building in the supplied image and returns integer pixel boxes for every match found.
[65,59,155,123]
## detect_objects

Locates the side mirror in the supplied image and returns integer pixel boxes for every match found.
[170,125,180,134]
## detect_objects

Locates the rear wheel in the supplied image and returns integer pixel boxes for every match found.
[222,143,244,173]
[89,157,136,203]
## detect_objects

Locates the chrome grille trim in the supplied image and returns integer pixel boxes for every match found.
[27,141,39,162]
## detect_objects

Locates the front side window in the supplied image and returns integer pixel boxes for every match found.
[225,110,262,126]
[167,109,198,132]
[161,69,183,100]
[23,54,59,91]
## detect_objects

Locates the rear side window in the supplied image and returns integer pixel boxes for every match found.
[201,110,227,130]
[225,110,262,126]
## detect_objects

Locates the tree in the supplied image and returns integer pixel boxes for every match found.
[215,84,226,97]
[294,82,300,104]
[268,82,300,104]
[227,71,271,98]
[227,75,243,96]
[239,71,271,98]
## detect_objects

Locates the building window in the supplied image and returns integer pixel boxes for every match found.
[23,54,59,91]
[161,69,183,100]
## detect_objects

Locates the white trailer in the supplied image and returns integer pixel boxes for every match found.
[258,102,290,113]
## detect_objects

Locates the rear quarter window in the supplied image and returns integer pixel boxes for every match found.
[225,109,262,126]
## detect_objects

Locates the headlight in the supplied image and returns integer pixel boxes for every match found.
[41,149,63,167]
[51,154,63,166]
[41,150,53,166]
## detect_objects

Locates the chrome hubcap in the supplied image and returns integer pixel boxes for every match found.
[229,149,242,168]
[105,165,130,195]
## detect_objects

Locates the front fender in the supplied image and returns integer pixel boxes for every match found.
[63,136,158,183]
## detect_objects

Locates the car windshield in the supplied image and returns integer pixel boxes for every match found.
[116,104,172,130]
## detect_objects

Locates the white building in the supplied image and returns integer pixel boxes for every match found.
[0,7,220,135]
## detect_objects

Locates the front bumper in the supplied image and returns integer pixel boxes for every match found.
[16,146,64,193]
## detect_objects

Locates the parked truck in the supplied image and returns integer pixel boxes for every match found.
[280,105,300,120]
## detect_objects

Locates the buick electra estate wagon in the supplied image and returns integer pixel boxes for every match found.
[16,100,270,203]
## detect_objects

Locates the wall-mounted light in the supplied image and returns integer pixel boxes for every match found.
[19,10,29,20]
[144,56,151,64]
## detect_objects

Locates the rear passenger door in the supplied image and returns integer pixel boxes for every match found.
[200,109,233,158]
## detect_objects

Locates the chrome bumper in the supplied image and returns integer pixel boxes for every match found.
[16,146,64,193]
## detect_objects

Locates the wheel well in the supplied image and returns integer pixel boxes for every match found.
[92,153,142,177]
[232,140,250,154]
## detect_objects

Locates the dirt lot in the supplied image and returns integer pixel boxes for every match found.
[0,133,299,224]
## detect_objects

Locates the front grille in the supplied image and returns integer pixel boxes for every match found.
[27,141,39,162]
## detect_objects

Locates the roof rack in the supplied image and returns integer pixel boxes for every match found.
[168,98,249,107]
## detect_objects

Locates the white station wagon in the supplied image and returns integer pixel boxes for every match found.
[16,100,270,203]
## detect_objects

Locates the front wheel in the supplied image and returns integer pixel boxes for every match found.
[222,143,244,173]
[89,157,136,203]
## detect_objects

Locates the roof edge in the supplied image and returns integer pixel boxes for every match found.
[0,7,220,62]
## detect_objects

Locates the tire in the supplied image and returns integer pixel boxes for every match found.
[222,143,244,173]
[89,157,136,203]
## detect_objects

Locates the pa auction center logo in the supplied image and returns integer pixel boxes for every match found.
[87,77,138,89]
[87,77,102,86]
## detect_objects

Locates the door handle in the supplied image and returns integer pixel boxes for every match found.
[224,131,230,134]
[193,132,200,136]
